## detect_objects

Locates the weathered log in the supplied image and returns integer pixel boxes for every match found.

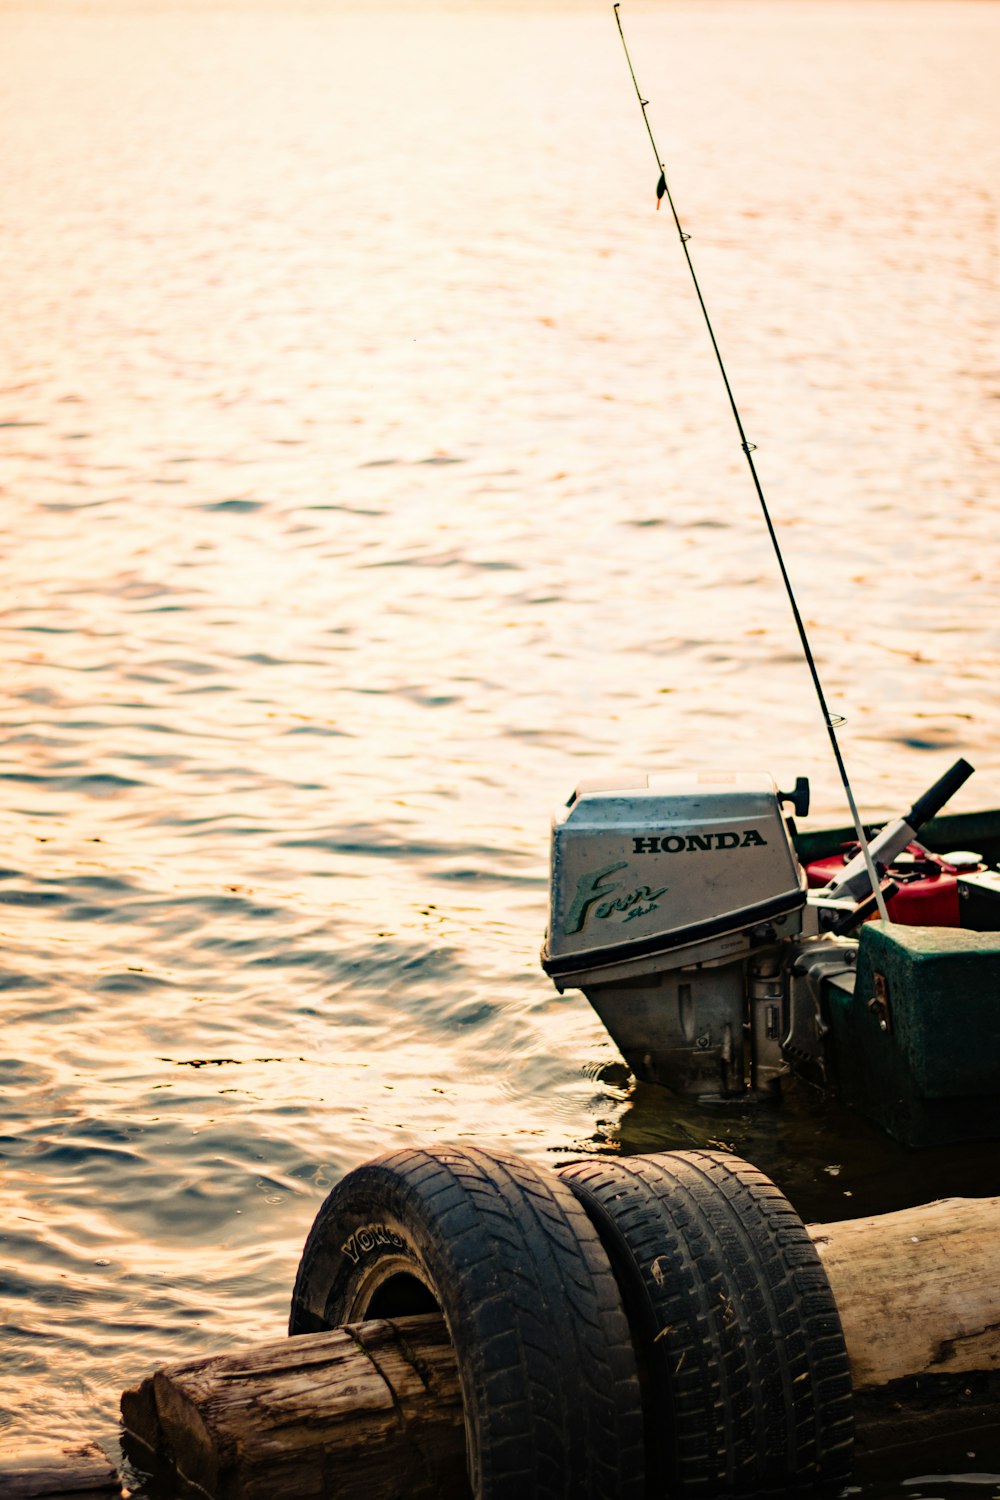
[808,1194,1000,1389]
[119,1195,1000,1499]
[121,1312,469,1500]
[0,1440,124,1499]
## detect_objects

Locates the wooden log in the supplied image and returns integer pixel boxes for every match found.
[807,1195,1000,1389]
[120,1312,469,1500]
[808,1195,1000,1470]
[0,1440,124,1499]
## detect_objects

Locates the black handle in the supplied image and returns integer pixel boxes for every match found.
[905,758,975,832]
[779,777,810,818]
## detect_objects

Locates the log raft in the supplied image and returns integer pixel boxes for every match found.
[117,1194,1000,1496]
[13,1194,1000,1498]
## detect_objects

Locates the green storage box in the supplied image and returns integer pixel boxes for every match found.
[824,923,1000,1147]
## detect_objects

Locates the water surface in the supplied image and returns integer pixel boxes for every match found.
[1,1,999,1492]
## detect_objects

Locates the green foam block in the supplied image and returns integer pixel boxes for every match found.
[825,922,1000,1146]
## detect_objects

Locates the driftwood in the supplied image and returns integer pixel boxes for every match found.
[121,1312,468,1500]
[0,1440,124,1499]
[808,1195,1000,1388]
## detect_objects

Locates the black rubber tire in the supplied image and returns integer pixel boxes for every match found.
[558,1150,854,1499]
[289,1144,645,1500]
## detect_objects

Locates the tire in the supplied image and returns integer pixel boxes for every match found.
[558,1150,854,1498]
[289,1144,645,1500]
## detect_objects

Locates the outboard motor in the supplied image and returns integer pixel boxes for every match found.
[541,761,974,1102]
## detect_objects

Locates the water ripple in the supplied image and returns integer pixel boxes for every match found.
[1,4,998,1484]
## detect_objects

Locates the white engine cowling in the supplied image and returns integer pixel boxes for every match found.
[542,771,807,990]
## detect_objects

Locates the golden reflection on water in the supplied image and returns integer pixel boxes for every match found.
[1,0,999,1480]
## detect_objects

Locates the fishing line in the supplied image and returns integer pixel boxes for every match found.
[613,2,890,922]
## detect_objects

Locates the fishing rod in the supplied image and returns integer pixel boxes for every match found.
[612,2,891,923]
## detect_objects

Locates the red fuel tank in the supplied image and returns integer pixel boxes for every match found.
[806,844,962,926]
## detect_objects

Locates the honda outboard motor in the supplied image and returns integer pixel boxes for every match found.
[541,772,809,1098]
[541,761,974,1103]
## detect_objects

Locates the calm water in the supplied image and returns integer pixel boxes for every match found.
[2,0,999,1491]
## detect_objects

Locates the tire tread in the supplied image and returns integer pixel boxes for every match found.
[559,1150,854,1499]
[290,1144,644,1500]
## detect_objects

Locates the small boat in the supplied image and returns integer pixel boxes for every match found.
[541,759,1000,1148]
